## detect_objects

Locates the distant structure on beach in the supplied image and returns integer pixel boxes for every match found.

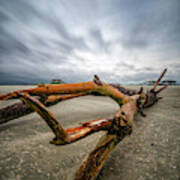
[145,80,177,85]
[51,79,65,84]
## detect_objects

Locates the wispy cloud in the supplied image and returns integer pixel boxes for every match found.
[0,0,179,84]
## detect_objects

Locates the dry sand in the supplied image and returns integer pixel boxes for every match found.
[0,86,180,180]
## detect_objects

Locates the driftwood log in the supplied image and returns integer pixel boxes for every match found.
[0,83,164,125]
[0,69,167,180]
[0,83,147,125]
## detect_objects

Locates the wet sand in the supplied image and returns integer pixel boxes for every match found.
[0,86,180,180]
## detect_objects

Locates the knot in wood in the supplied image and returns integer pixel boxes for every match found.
[108,116,132,136]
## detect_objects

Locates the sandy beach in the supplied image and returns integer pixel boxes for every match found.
[0,85,180,180]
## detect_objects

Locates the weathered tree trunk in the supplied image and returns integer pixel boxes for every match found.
[0,100,33,124]
[0,69,167,180]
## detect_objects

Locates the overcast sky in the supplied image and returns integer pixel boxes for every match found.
[0,0,179,84]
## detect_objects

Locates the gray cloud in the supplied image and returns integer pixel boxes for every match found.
[0,0,180,85]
